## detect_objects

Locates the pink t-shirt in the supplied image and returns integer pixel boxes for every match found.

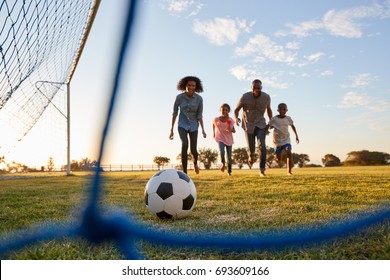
[213,117,234,146]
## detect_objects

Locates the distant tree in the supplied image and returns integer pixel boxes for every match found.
[47,157,54,171]
[71,160,80,171]
[80,158,92,170]
[176,153,193,170]
[176,153,193,162]
[153,156,170,170]
[322,154,341,167]
[232,148,247,169]
[198,147,218,170]
[344,150,390,166]
[247,152,259,169]
[77,157,98,171]
[0,156,5,172]
[266,146,275,168]
[7,161,27,172]
[295,153,310,168]
[274,152,310,168]
[91,160,99,170]
[303,163,322,168]
[276,154,285,168]
[232,147,258,169]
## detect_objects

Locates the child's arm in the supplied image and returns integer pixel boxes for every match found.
[267,118,274,135]
[212,122,216,139]
[291,124,299,144]
[227,119,235,133]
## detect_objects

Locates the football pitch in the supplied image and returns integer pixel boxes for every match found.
[0,166,389,259]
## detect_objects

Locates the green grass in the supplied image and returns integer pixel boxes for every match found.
[0,166,389,259]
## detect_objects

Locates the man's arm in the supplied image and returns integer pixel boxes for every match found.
[266,103,273,120]
[234,97,243,126]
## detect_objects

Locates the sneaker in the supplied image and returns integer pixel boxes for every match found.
[194,164,200,174]
[220,165,225,172]
[228,172,232,176]
[260,171,266,177]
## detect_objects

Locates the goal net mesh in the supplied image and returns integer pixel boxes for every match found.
[0,0,96,168]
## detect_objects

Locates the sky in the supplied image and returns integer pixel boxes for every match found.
[4,0,390,167]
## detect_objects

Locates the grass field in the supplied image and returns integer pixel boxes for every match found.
[0,166,389,260]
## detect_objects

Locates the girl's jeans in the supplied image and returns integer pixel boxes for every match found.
[218,141,232,173]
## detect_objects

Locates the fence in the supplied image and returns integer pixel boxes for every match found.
[100,163,257,172]
[1,162,265,173]
[101,164,177,171]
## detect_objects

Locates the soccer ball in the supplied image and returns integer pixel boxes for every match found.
[144,169,196,219]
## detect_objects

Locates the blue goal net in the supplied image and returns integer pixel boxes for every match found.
[0,0,389,260]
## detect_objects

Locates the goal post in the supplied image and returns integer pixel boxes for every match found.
[65,0,102,175]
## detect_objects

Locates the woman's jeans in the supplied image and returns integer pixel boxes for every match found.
[178,127,198,173]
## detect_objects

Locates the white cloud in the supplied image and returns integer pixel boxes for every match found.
[229,65,248,81]
[193,18,255,46]
[234,34,297,65]
[286,20,323,38]
[367,32,381,37]
[320,70,334,76]
[338,91,389,111]
[366,117,390,132]
[229,64,289,89]
[162,0,203,17]
[338,92,373,108]
[262,77,290,90]
[235,35,325,67]
[322,9,363,38]
[338,73,389,112]
[368,102,390,111]
[351,73,375,88]
[285,41,301,50]
[306,52,325,62]
[274,29,288,37]
[285,3,390,38]
[346,113,390,132]
[341,73,376,89]
[188,3,204,17]
[293,52,326,67]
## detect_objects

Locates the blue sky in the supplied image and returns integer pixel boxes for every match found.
[7,0,390,167]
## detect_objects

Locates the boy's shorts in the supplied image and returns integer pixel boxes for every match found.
[275,143,292,154]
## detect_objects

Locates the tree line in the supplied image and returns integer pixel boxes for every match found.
[322,150,390,167]
[1,149,389,173]
[153,148,390,170]
[0,157,100,173]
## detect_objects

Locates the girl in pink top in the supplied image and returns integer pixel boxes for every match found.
[213,103,235,175]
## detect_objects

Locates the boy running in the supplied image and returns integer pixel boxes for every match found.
[268,103,299,175]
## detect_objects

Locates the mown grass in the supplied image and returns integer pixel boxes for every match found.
[0,166,389,259]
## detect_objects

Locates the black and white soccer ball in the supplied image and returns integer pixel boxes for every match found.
[144,169,196,219]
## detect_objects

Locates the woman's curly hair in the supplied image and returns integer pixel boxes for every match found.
[177,76,204,93]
